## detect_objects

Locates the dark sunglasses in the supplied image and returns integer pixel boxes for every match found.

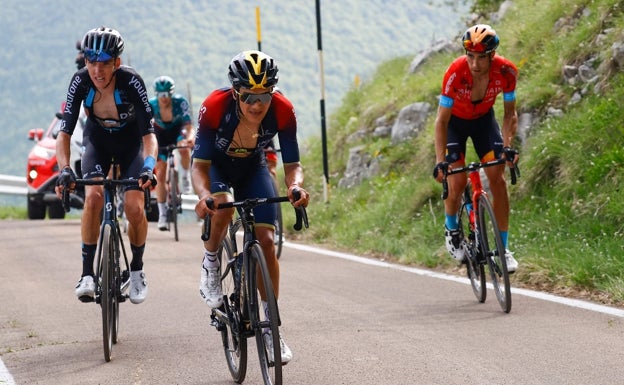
[157,91,172,99]
[237,90,273,104]
[84,48,113,62]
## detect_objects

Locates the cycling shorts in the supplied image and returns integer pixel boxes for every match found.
[445,108,504,164]
[209,153,277,228]
[81,135,143,192]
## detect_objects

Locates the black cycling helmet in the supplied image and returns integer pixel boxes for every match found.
[81,27,124,62]
[153,76,175,94]
[462,24,499,53]
[228,50,279,90]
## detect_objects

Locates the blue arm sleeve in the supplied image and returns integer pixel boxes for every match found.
[503,91,516,102]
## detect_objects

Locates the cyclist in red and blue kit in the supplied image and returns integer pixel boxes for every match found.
[433,24,519,272]
[192,50,309,364]
[55,27,158,304]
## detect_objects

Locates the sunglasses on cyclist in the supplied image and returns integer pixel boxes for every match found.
[157,91,172,99]
[84,48,113,62]
[236,90,273,104]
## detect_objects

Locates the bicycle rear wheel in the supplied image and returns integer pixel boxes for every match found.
[459,200,486,303]
[169,167,179,242]
[477,194,511,313]
[219,235,248,383]
[100,223,116,362]
[249,243,282,385]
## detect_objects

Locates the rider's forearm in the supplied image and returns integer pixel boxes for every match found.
[283,162,304,189]
[192,160,211,198]
[142,133,158,161]
[55,132,72,170]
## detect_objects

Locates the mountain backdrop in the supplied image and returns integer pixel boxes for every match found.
[0,0,470,176]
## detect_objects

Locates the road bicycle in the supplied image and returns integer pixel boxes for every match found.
[202,191,308,385]
[159,144,191,241]
[442,156,519,313]
[62,165,151,361]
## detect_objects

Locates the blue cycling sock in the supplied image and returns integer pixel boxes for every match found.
[500,231,508,249]
[445,214,459,230]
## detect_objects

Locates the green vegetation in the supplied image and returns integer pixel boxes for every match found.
[292,0,624,306]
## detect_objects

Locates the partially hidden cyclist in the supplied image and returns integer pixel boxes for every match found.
[192,50,310,364]
[55,26,158,304]
[149,75,195,230]
[432,24,519,272]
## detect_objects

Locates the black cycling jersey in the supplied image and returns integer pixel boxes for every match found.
[61,66,154,151]
[60,66,154,182]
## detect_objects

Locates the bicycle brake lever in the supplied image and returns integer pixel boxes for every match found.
[62,187,70,212]
[293,206,309,231]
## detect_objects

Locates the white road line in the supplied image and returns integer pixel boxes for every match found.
[286,241,624,318]
[0,357,16,385]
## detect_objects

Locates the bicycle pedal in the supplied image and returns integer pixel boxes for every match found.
[78,295,95,303]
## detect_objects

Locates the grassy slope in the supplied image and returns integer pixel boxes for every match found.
[292,0,624,306]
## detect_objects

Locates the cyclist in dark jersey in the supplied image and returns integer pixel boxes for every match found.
[433,24,519,272]
[55,27,158,304]
[192,50,309,364]
[149,75,195,230]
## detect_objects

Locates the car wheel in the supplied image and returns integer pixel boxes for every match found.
[27,197,46,220]
[48,201,66,219]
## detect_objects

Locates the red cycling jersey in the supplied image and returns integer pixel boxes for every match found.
[439,55,518,120]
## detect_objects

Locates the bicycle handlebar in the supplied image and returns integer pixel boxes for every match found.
[159,144,192,153]
[441,158,520,200]
[201,189,309,242]
[61,178,148,213]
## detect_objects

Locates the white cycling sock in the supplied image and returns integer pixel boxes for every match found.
[202,250,219,269]
[158,202,167,217]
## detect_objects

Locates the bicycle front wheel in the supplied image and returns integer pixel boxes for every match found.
[99,223,116,361]
[219,235,248,383]
[477,194,511,313]
[274,202,283,260]
[459,200,486,303]
[249,243,282,385]
[169,167,179,242]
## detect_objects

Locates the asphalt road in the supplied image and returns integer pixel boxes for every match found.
[1,219,623,385]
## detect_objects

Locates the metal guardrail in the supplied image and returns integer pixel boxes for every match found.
[0,174,28,195]
[0,174,199,210]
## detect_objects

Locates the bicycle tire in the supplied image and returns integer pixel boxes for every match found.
[249,243,282,385]
[100,223,115,362]
[274,202,283,260]
[219,234,248,383]
[459,200,486,303]
[477,194,511,313]
[169,167,179,242]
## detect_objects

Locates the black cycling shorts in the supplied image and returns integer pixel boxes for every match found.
[445,108,504,164]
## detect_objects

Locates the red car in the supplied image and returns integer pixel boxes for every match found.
[26,102,85,219]
[26,102,159,221]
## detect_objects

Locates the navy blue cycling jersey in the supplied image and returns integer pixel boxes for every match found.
[60,66,154,151]
[60,66,154,182]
